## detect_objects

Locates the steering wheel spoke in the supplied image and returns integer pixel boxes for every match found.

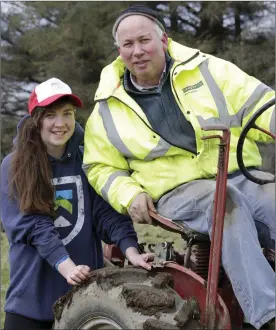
[254,124,275,139]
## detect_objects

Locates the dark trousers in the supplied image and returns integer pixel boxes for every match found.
[4,312,53,329]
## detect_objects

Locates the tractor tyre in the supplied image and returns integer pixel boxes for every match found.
[53,266,202,329]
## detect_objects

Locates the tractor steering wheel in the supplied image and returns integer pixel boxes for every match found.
[236,98,275,185]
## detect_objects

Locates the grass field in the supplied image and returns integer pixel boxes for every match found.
[1,232,9,328]
[0,224,183,327]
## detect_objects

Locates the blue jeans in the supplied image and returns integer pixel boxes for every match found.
[157,170,275,329]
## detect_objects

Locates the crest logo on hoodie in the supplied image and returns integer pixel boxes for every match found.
[54,190,73,227]
[52,175,84,245]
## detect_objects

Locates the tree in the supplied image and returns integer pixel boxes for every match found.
[1,1,129,158]
[2,1,274,115]
[1,1,129,117]
[1,1,275,160]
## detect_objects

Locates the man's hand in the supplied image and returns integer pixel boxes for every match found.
[128,193,156,224]
[125,247,154,270]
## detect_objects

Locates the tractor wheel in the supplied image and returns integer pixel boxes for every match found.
[53,266,202,329]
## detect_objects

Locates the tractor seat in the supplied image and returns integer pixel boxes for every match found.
[178,221,209,243]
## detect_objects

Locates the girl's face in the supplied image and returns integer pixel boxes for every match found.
[40,103,75,158]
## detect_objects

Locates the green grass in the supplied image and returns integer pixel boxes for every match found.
[0,224,184,327]
[134,223,184,251]
[1,232,9,328]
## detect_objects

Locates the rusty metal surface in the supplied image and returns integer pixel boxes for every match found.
[150,262,231,330]
[103,244,125,267]
[201,126,231,329]
[148,210,185,235]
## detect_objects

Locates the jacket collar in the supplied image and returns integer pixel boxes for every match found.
[94,39,206,101]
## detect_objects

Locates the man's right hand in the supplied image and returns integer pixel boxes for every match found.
[128,193,156,224]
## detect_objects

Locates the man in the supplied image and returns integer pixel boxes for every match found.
[83,5,275,329]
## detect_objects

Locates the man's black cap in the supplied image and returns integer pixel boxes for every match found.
[112,5,167,39]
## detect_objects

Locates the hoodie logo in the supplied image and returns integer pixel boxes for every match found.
[52,176,84,245]
[55,190,73,214]
[54,190,73,228]
[182,81,203,95]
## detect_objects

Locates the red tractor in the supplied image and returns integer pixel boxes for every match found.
[53,100,275,329]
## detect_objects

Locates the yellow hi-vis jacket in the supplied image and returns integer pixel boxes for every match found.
[83,39,275,214]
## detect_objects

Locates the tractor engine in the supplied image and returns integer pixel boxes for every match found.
[138,240,219,281]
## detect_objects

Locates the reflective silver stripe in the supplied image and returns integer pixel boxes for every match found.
[99,102,136,159]
[197,114,242,128]
[270,106,275,134]
[144,138,171,161]
[196,115,235,129]
[99,101,171,160]
[82,163,91,175]
[236,83,272,124]
[199,60,235,126]
[101,171,129,202]
[198,61,272,129]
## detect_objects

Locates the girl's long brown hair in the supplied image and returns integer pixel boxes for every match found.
[9,108,55,217]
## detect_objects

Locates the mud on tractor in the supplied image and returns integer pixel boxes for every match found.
[53,100,275,330]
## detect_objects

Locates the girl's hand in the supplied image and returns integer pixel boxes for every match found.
[125,247,154,270]
[65,265,91,286]
[57,258,90,285]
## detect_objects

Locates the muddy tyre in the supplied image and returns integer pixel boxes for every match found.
[53,266,201,329]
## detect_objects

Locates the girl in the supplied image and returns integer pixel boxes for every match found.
[0,78,153,329]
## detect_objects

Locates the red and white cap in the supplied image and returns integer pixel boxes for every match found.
[28,77,83,114]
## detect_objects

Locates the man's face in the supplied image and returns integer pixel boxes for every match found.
[117,15,168,87]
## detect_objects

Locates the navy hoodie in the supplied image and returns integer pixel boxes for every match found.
[0,116,138,321]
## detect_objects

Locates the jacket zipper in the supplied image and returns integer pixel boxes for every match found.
[169,51,201,155]
[170,51,200,110]
[96,52,201,156]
